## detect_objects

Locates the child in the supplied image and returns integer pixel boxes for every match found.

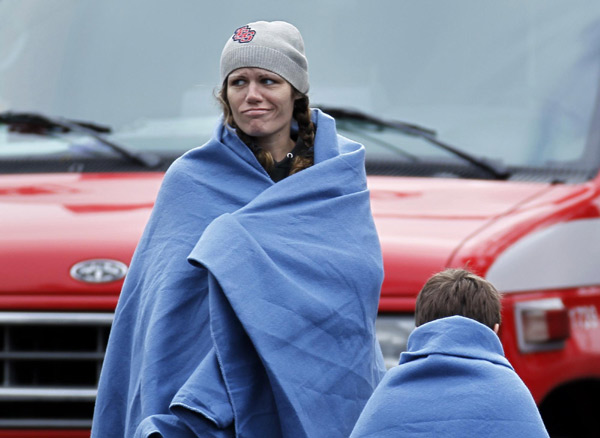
[350,268,550,438]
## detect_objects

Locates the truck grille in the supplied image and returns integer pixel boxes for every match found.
[0,312,113,429]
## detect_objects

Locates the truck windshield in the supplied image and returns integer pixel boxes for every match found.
[1,0,599,181]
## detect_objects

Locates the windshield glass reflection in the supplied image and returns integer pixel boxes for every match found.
[1,0,599,176]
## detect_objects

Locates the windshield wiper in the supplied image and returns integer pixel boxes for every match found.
[0,111,162,169]
[318,106,509,180]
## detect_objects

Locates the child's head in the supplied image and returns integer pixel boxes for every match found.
[415,268,502,331]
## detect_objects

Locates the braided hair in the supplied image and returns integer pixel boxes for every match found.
[217,83,315,176]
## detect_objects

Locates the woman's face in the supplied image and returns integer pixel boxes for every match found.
[226,67,297,148]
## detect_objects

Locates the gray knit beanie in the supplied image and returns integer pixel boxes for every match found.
[220,21,309,94]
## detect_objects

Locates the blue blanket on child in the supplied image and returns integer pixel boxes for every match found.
[91,109,386,438]
[350,316,549,438]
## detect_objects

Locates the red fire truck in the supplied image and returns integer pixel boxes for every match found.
[0,1,599,437]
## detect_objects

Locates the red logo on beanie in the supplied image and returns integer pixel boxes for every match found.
[232,25,256,43]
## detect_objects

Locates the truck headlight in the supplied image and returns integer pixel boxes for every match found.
[375,314,415,369]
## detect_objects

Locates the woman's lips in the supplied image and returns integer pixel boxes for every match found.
[242,108,270,117]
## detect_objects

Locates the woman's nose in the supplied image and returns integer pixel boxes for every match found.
[245,81,262,102]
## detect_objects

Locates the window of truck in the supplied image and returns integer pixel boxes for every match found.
[1,0,599,181]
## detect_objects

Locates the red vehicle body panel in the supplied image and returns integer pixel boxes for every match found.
[0,173,162,308]
[370,174,600,403]
[1,170,600,431]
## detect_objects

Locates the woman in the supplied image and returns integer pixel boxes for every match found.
[218,21,314,182]
[92,21,385,438]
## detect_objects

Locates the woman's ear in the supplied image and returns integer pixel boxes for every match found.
[493,323,500,334]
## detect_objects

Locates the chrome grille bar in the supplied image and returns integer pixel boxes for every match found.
[0,387,97,401]
[0,311,113,428]
[0,352,105,360]
[0,419,93,428]
[0,312,114,325]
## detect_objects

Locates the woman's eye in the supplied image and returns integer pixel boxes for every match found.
[261,77,277,85]
[229,78,245,87]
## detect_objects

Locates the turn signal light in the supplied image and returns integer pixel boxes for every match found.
[515,298,570,353]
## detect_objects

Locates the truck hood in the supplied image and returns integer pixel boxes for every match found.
[1,172,584,306]
[0,173,162,295]
[368,176,569,305]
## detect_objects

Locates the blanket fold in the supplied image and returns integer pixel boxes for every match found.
[92,110,385,438]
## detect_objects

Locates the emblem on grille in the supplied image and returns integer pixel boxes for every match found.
[70,259,128,283]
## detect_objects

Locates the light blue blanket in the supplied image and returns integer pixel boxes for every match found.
[92,110,385,437]
[350,316,549,438]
